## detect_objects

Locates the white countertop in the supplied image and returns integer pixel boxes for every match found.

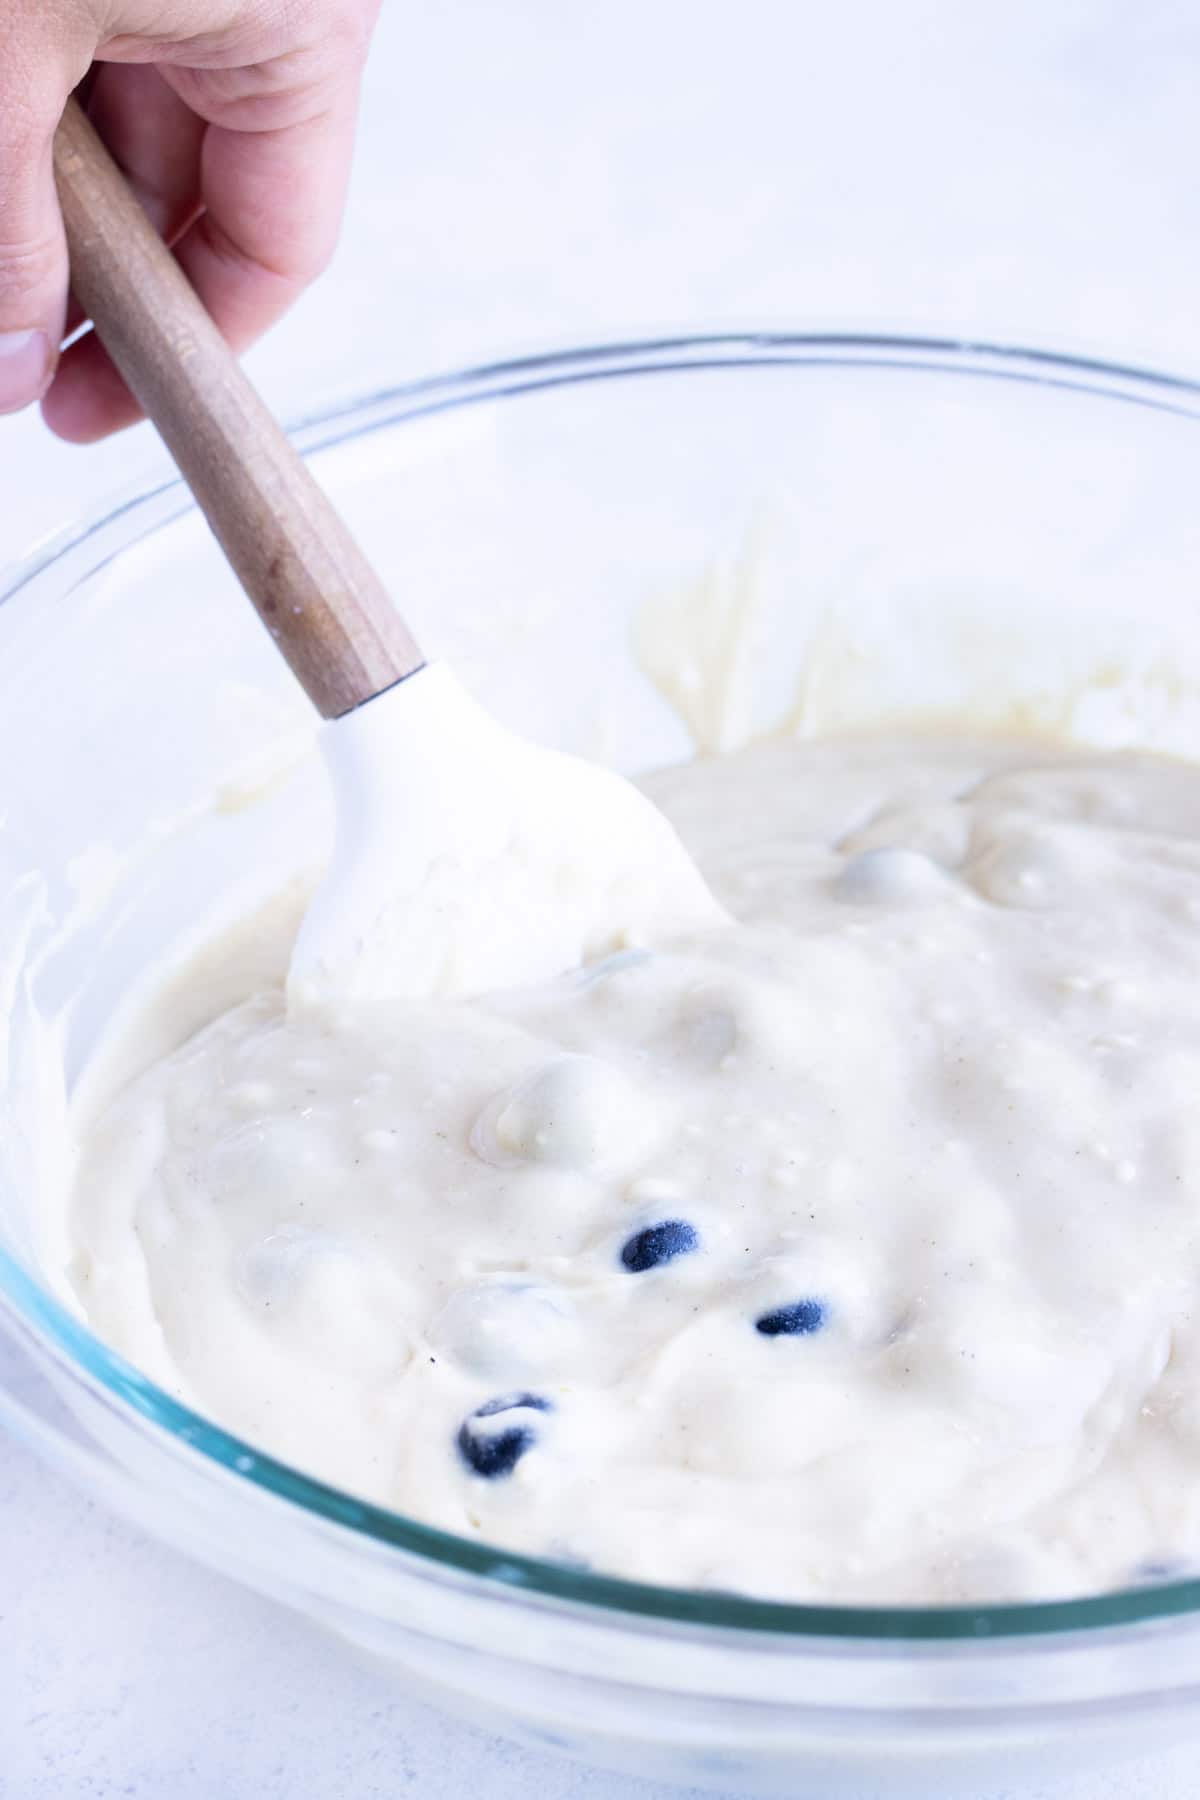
[5,3,1200,1793]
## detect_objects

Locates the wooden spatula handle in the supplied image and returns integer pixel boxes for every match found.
[53,96,424,720]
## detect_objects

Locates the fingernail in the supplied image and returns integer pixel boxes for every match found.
[0,330,52,415]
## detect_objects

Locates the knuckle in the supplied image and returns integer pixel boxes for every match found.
[0,232,63,307]
[270,219,340,287]
[169,0,378,131]
[205,210,332,295]
[292,0,381,62]
[176,56,339,133]
[329,1,383,64]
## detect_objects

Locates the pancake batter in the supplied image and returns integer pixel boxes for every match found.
[67,732,1200,1602]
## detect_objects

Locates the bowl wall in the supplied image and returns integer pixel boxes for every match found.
[7,337,1200,1795]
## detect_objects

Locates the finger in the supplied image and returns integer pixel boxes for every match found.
[176,96,360,348]
[40,327,141,442]
[0,69,68,413]
[44,95,359,444]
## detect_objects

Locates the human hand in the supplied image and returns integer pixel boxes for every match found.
[1,0,381,440]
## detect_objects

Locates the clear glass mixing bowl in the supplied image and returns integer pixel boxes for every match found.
[6,335,1200,1799]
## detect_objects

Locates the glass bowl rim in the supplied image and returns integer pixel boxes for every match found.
[7,328,1200,1647]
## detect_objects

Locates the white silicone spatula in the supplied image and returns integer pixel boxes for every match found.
[53,99,724,1010]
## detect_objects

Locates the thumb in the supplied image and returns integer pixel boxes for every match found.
[0,82,71,416]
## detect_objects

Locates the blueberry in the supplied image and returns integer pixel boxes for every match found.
[457,1392,551,1478]
[620,1219,700,1272]
[755,1299,827,1337]
[472,1390,551,1419]
[459,1422,533,1478]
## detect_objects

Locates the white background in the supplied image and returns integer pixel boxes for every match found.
[4,2,1200,1794]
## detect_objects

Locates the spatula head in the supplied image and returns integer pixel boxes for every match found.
[287,664,727,1013]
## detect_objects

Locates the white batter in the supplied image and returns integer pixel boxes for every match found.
[67,733,1200,1603]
